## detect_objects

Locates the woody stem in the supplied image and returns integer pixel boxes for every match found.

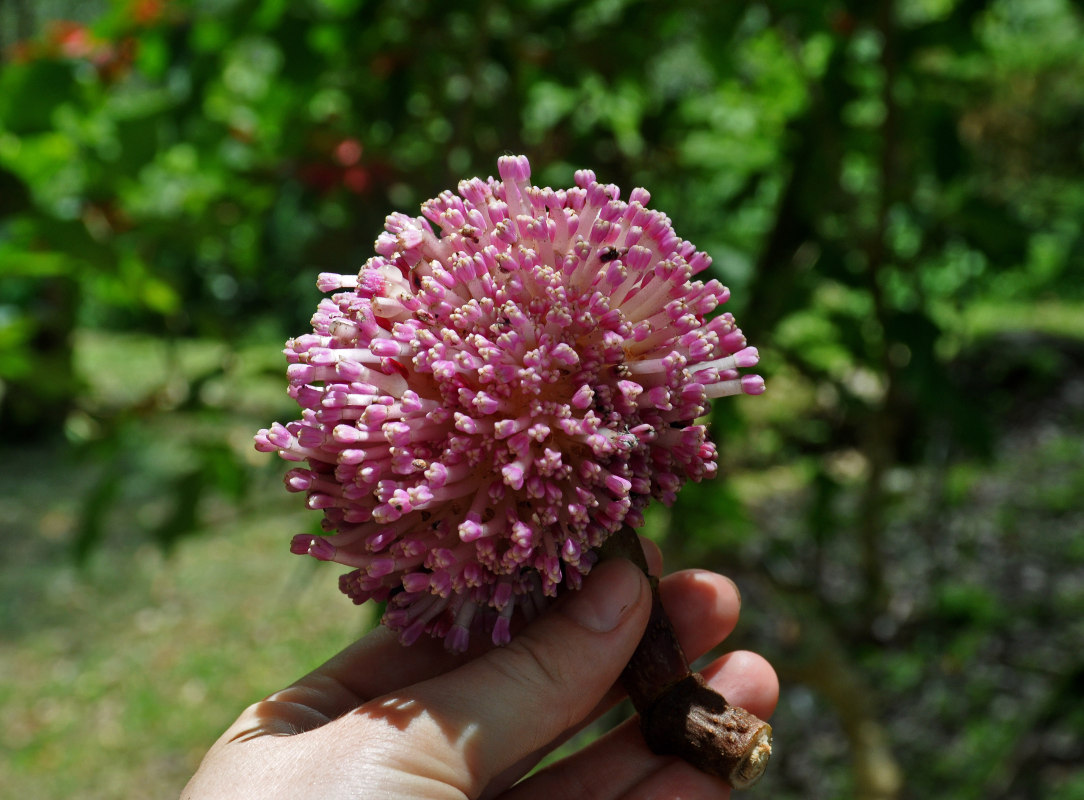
[600,525,773,789]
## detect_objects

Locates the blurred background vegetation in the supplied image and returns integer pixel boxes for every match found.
[2,0,1082,797]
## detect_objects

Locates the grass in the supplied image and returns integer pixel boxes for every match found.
[0,453,372,800]
[1,328,379,798]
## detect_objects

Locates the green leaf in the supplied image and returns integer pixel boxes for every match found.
[0,60,78,135]
[0,249,70,277]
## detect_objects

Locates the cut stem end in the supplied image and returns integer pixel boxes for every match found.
[639,673,773,789]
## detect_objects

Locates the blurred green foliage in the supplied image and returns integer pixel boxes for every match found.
[2,0,1083,797]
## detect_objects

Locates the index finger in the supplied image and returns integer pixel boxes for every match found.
[286,535,666,713]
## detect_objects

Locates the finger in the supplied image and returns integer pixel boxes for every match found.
[571,569,744,719]
[295,538,664,712]
[503,650,778,800]
[568,569,743,727]
[220,681,344,741]
[699,649,779,720]
[638,535,663,575]
[281,551,673,721]
[614,762,730,800]
[306,625,471,705]
[339,558,652,797]
[481,570,745,795]
[659,569,741,661]
[247,566,739,738]
[213,628,463,742]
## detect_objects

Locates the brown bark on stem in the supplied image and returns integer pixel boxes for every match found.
[599,525,773,789]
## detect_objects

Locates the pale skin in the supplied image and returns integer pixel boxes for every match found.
[182,541,779,800]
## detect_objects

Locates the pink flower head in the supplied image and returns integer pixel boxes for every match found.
[256,155,763,653]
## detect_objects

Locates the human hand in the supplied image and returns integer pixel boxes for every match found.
[182,544,778,800]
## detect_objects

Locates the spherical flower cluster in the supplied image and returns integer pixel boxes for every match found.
[256,155,763,653]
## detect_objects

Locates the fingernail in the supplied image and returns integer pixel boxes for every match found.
[725,575,742,609]
[562,559,644,633]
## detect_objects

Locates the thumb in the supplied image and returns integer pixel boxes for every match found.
[387,558,650,795]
